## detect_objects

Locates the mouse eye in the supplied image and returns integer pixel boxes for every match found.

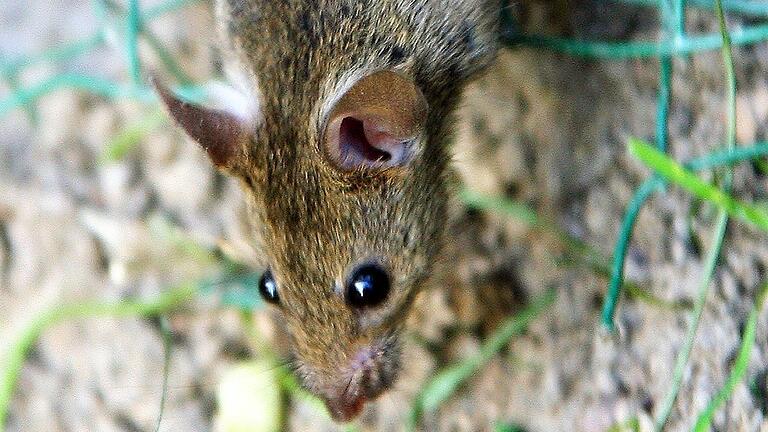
[346,264,390,308]
[258,269,280,305]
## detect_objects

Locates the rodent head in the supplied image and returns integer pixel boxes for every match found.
[155,68,447,421]
[251,69,446,422]
[156,0,499,421]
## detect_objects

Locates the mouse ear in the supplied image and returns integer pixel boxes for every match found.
[324,70,428,171]
[153,77,255,171]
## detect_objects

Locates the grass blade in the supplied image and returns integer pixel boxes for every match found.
[0,283,196,432]
[655,2,737,427]
[154,316,173,432]
[408,288,556,430]
[101,108,167,162]
[628,139,768,232]
[653,210,728,430]
[693,282,768,431]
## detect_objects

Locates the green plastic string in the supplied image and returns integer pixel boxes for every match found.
[102,0,192,84]
[126,0,142,86]
[0,66,39,125]
[507,24,768,59]
[618,0,768,16]
[602,177,665,329]
[602,0,685,331]
[0,0,196,79]
[1,1,768,430]
[0,0,202,84]
[602,143,768,322]
[0,33,105,77]
[0,0,200,112]
[0,74,144,117]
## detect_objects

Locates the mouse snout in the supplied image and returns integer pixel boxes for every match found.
[322,344,400,422]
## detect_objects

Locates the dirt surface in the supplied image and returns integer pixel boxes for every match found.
[2,1,768,431]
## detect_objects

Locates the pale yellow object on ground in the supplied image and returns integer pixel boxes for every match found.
[215,360,283,432]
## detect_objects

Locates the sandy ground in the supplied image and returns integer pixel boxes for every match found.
[2,1,768,431]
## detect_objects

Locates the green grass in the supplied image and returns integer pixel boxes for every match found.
[407,288,556,430]
[3,0,768,430]
[629,139,768,232]
[154,317,173,432]
[693,281,768,431]
[0,282,197,431]
[100,108,167,162]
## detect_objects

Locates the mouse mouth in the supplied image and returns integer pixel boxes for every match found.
[323,366,391,423]
[315,338,402,422]
[325,392,369,422]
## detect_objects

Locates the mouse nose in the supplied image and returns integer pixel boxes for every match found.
[322,346,398,422]
[324,391,367,422]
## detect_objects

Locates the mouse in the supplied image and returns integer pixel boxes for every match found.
[155,0,501,422]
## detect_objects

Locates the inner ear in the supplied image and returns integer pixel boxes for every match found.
[324,71,427,171]
[339,116,393,164]
[330,113,409,169]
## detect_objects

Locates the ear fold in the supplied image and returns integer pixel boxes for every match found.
[153,77,254,171]
[324,70,428,171]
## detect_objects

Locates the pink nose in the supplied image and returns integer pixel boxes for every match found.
[322,347,395,422]
[324,392,367,422]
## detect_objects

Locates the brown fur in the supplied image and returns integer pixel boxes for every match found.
[163,0,500,421]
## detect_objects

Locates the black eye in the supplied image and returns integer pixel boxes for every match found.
[346,264,390,308]
[258,269,279,304]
